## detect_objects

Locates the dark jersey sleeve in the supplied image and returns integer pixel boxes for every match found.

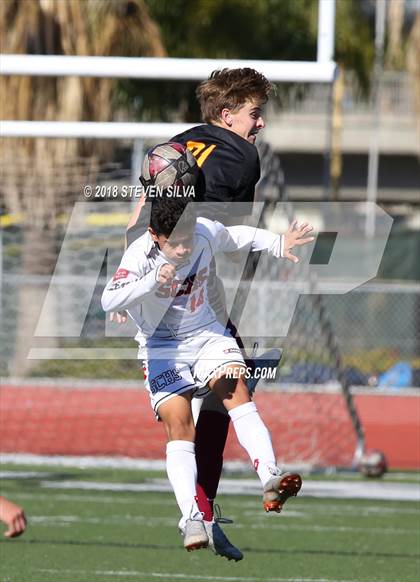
[128,125,261,240]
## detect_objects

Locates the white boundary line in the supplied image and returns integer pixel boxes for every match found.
[33,478,419,502]
[0,452,166,470]
[37,570,354,582]
[1,462,417,501]
[0,453,311,474]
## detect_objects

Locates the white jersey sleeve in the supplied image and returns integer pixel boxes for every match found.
[101,237,163,313]
[101,266,162,312]
[200,218,284,258]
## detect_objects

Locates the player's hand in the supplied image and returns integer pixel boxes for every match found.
[109,311,128,324]
[282,220,315,263]
[0,497,27,538]
[158,263,176,284]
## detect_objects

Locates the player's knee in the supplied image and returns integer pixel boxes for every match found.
[165,418,195,442]
[211,373,251,406]
[227,377,250,403]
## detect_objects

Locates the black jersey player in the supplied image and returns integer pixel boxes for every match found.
[122,69,300,560]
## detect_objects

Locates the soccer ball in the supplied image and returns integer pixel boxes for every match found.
[358,449,388,478]
[140,142,198,189]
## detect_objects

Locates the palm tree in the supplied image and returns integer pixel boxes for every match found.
[0,0,166,375]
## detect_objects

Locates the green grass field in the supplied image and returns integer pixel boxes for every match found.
[0,464,419,582]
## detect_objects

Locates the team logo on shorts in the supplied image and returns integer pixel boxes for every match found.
[150,368,182,395]
[223,348,242,354]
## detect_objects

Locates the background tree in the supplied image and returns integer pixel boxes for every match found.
[118,0,374,122]
[0,0,165,374]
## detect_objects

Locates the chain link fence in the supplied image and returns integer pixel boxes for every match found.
[1,138,419,469]
[1,140,419,387]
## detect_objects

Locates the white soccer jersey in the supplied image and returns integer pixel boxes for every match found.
[101,218,283,339]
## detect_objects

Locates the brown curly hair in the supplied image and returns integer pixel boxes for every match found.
[196,68,272,124]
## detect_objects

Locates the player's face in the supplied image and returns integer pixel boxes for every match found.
[153,229,195,264]
[229,100,265,144]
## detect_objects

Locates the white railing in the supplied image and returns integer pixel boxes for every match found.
[0,0,336,139]
[0,54,336,83]
[0,121,194,139]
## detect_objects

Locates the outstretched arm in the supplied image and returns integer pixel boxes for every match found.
[281,220,315,263]
[216,220,314,262]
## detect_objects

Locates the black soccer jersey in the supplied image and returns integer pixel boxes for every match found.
[125,124,262,329]
[172,124,260,220]
[127,124,261,243]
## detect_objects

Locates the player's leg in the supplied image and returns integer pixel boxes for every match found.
[158,393,209,551]
[194,271,236,519]
[194,393,229,518]
[196,268,281,519]
[192,396,243,561]
[190,397,213,520]
[193,317,247,521]
[194,338,282,518]
[209,364,301,513]
[144,356,208,552]
[210,366,279,484]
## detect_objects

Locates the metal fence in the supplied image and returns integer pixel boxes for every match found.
[0,140,419,387]
[1,205,419,385]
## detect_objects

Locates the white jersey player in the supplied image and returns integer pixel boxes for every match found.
[102,197,313,552]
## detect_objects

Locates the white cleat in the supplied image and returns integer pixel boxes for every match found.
[182,518,209,552]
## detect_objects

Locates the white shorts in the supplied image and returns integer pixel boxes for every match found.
[140,322,245,417]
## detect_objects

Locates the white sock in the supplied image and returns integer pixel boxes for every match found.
[166,440,202,530]
[229,402,278,486]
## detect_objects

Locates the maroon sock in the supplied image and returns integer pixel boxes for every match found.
[195,410,230,520]
[195,483,213,521]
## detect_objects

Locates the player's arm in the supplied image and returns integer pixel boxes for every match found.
[213,221,314,263]
[102,262,173,313]
[125,194,149,248]
[109,195,149,323]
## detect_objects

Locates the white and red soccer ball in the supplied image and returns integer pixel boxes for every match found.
[141,142,198,189]
[358,449,388,478]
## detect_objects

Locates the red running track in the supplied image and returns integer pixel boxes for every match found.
[0,383,418,469]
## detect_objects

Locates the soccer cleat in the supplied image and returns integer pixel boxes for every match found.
[183,518,209,552]
[263,472,302,513]
[247,348,282,394]
[204,505,243,561]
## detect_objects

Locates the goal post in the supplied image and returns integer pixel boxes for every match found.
[0,54,336,83]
